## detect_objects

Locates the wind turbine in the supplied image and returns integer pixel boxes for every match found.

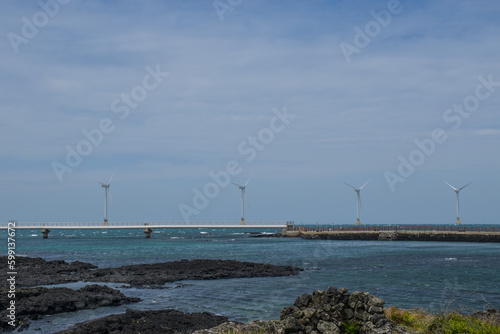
[345,181,369,225]
[98,174,113,226]
[232,177,250,225]
[444,181,472,225]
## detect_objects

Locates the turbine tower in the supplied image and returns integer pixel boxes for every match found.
[445,181,472,225]
[232,177,250,225]
[345,181,369,225]
[98,174,113,226]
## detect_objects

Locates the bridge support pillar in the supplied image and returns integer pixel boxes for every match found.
[41,229,50,239]
[144,228,152,238]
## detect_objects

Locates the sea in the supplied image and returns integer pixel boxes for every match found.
[3,226,500,333]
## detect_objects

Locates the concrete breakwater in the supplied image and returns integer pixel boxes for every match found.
[284,230,500,242]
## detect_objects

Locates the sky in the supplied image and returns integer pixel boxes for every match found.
[1,0,499,225]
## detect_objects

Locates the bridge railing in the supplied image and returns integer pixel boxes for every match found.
[0,221,288,228]
[297,225,498,233]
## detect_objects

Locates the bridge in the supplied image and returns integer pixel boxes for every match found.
[1,221,293,238]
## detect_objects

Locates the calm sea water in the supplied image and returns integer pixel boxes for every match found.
[3,227,500,333]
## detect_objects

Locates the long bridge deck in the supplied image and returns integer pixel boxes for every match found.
[1,221,291,238]
[1,221,289,230]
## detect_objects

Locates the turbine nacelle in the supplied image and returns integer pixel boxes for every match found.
[345,181,369,192]
[445,181,471,193]
[232,176,250,190]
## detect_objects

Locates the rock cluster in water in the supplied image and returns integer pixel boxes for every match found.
[0,256,301,332]
[54,309,229,334]
[0,285,140,332]
[87,258,302,287]
[0,256,301,288]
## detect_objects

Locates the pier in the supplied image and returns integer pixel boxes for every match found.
[283,225,500,242]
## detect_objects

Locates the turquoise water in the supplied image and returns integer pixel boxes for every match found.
[3,228,500,333]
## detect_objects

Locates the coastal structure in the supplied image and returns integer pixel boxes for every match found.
[1,221,290,238]
[283,224,500,242]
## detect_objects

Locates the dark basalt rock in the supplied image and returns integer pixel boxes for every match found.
[53,309,229,334]
[0,256,302,331]
[84,259,302,287]
[0,256,97,287]
[0,256,302,288]
[0,285,140,332]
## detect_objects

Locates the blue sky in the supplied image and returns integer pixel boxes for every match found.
[1,0,499,224]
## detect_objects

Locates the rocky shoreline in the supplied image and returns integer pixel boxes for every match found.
[2,257,497,333]
[48,285,499,334]
[0,285,140,332]
[0,256,302,332]
[6,284,397,333]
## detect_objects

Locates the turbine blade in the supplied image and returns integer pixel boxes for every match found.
[98,182,105,186]
[232,182,242,188]
[345,182,356,189]
[244,176,252,187]
[359,180,369,190]
[444,182,457,191]
[459,182,472,191]
[108,171,114,185]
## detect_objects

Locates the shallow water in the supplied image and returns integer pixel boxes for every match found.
[3,227,500,333]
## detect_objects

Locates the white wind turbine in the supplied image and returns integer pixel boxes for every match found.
[345,181,369,225]
[444,181,472,225]
[232,177,251,225]
[98,173,114,226]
